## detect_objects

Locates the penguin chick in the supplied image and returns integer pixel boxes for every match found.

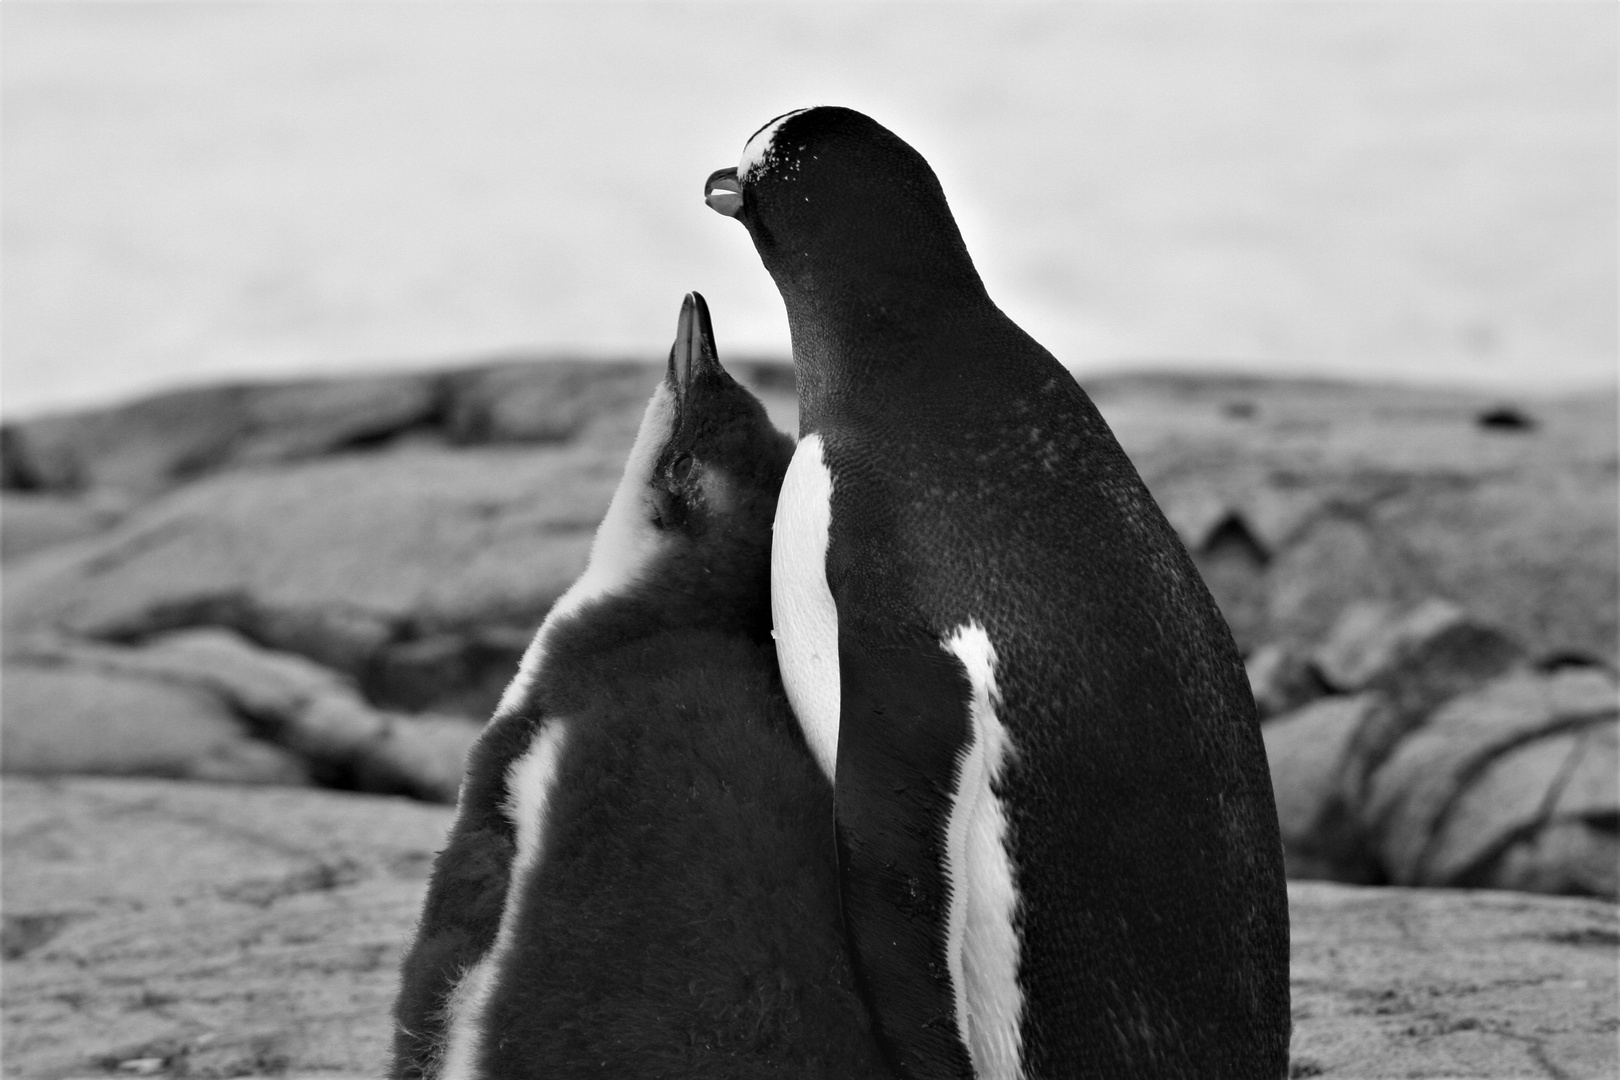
[392,292,893,1080]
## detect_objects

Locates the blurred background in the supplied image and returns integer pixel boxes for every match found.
[4,1,1615,419]
[5,7,1619,1073]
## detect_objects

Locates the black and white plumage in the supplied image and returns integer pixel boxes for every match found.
[706,107,1291,1080]
[391,293,893,1080]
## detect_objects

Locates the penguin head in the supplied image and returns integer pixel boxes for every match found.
[650,291,792,536]
[705,107,986,304]
[626,292,794,634]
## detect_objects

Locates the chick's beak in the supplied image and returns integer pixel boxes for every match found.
[705,168,744,217]
[669,291,720,395]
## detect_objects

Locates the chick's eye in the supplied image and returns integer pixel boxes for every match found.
[649,486,676,531]
[671,454,695,484]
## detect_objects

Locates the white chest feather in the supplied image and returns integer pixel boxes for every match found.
[452,386,673,1072]
[492,386,675,721]
[771,432,841,781]
[941,622,1026,1080]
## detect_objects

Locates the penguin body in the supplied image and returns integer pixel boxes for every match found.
[707,108,1291,1079]
[392,293,892,1080]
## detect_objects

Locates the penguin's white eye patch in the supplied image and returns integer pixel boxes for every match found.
[739,107,809,182]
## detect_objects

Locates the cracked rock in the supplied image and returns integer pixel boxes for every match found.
[1263,693,1392,882]
[1187,510,1271,653]
[1312,597,1525,715]
[1296,599,1529,806]
[1423,730,1587,886]
[1490,720,1619,897]
[1365,668,1619,894]
[1246,642,1330,721]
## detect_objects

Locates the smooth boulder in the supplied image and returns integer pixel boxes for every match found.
[4,630,476,801]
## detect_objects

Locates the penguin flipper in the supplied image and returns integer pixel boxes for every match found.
[392,818,515,1077]
[833,616,979,1080]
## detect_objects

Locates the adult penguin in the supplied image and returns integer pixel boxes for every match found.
[704,107,1290,1080]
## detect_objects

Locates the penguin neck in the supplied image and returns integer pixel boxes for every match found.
[780,273,1005,435]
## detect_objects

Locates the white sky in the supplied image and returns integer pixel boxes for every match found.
[3,2,1615,418]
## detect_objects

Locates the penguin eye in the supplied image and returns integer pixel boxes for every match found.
[671,454,695,484]
[649,486,678,531]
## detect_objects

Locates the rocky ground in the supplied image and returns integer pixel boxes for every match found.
[4,362,1616,891]
[3,776,1615,1080]
[2,361,1617,1074]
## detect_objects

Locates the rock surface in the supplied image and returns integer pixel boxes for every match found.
[1311,597,1524,717]
[1264,693,1390,883]
[3,444,615,687]
[4,630,477,803]
[0,492,132,561]
[4,777,1615,1080]
[3,359,799,720]
[5,369,1613,697]
[3,778,447,1079]
[0,361,669,497]
[1246,641,1329,721]
[1267,664,1620,895]
[2,364,1615,899]
[1,662,309,786]
[1286,880,1618,1080]
[1100,375,1618,667]
[1367,669,1620,894]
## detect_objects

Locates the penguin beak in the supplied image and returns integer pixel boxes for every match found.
[668,291,720,397]
[705,168,744,217]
